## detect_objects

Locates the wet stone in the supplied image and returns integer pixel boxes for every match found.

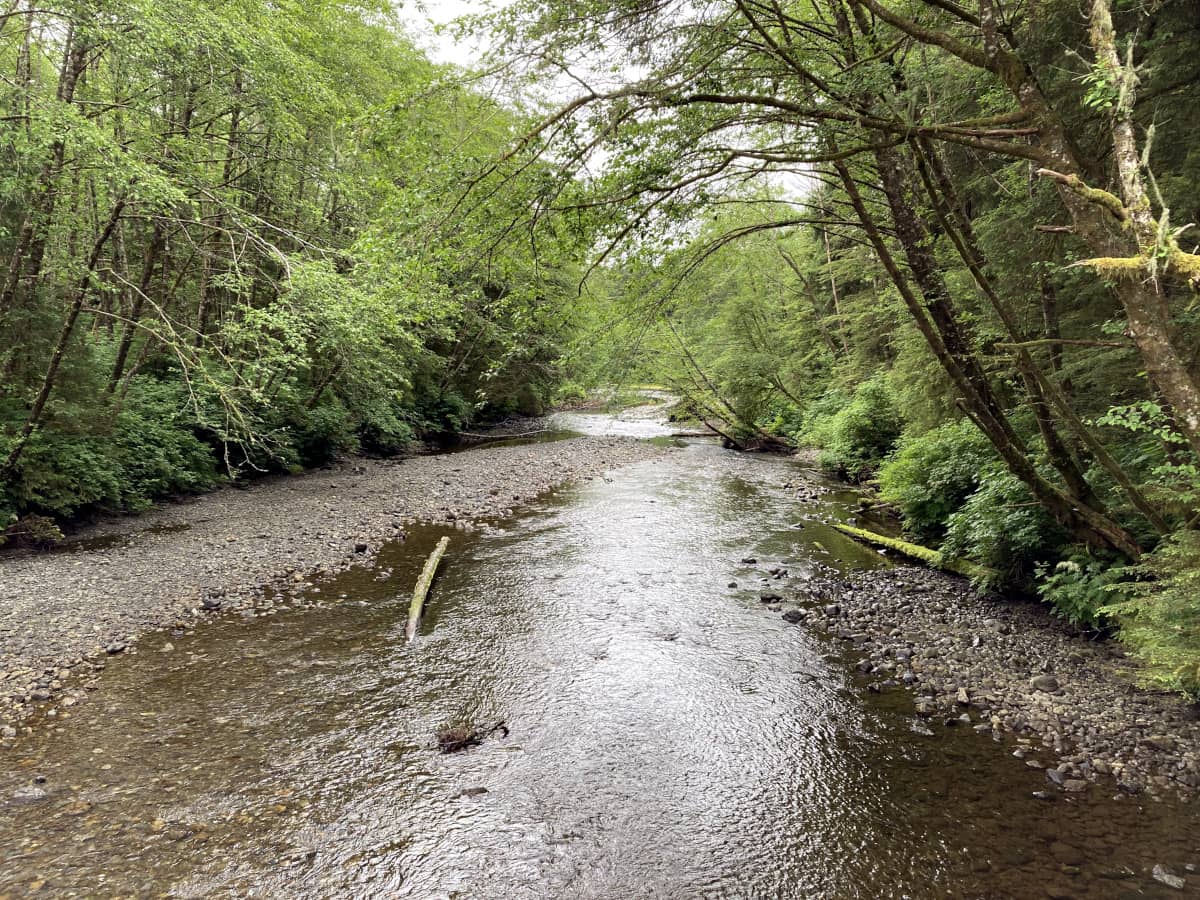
[11,784,48,803]
[1152,864,1186,890]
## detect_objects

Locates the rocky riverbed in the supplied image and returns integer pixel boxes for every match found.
[0,435,663,738]
[772,559,1200,802]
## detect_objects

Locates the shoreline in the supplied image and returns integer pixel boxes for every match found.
[0,435,664,740]
[779,560,1200,801]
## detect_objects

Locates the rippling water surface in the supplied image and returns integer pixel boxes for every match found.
[1,411,1197,898]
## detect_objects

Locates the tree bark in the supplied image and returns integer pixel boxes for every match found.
[833,154,1140,557]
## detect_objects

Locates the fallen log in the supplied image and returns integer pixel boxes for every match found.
[406,535,450,641]
[831,523,993,581]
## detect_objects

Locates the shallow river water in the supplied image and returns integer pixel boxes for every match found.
[1,410,1198,898]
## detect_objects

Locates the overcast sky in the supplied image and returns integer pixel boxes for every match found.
[394,1,495,68]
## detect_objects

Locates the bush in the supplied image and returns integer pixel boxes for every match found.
[1104,529,1200,698]
[1035,552,1126,629]
[942,465,1068,589]
[290,398,359,467]
[803,375,902,481]
[552,380,589,407]
[878,419,995,542]
[3,377,217,520]
[0,513,64,550]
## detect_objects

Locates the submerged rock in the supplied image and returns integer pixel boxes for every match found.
[1152,864,1186,890]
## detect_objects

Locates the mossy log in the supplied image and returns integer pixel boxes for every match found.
[831,523,993,581]
[406,536,450,641]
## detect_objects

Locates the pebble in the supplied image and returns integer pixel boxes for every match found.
[11,784,48,803]
[1030,675,1060,693]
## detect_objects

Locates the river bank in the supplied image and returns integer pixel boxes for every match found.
[0,434,663,738]
[776,559,1200,803]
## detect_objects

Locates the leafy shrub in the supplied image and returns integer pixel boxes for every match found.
[112,378,219,502]
[552,380,589,407]
[3,377,217,520]
[1035,552,1126,629]
[1104,529,1200,698]
[289,398,360,467]
[803,375,902,481]
[0,514,64,550]
[942,465,1068,589]
[878,419,995,541]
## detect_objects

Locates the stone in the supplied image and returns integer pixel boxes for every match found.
[781,609,806,624]
[11,784,48,803]
[1152,865,1186,891]
[1030,674,1060,693]
[759,593,782,603]
[105,641,127,655]
[824,604,841,617]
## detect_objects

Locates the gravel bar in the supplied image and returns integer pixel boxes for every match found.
[780,563,1200,800]
[0,436,662,736]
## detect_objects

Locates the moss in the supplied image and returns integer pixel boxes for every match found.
[1061,173,1127,222]
[1169,250,1200,285]
[831,522,994,580]
[1082,255,1148,277]
[1082,250,1200,286]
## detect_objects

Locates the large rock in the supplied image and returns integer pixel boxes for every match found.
[1029,674,1060,693]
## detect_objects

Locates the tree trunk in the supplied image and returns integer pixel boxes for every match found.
[107,221,165,392]
[834,154,1140,557]
[3,199,126,476]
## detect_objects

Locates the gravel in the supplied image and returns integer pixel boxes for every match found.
[0,436,662,734]
[783,562,1200,800]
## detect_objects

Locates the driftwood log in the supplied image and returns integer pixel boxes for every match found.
[831,523,993,581]
[406,535,449,641]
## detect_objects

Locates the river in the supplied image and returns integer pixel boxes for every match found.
[1,407,1196,898]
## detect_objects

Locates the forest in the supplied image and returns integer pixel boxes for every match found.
[2,0,1200,698]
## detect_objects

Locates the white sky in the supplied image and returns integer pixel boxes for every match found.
[393,0,497,68]
[391,1,812,200]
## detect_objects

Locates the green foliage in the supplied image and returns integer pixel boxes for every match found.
[0,2,591,531]
[0,514,64,550]
[1081,63,1120,111]
[803,375,902,482]
[1104,530,1200,698]
[942,466,1068,589]
[2,377,217,519]
[1035,552,1127,629]
[878,419,996,542]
